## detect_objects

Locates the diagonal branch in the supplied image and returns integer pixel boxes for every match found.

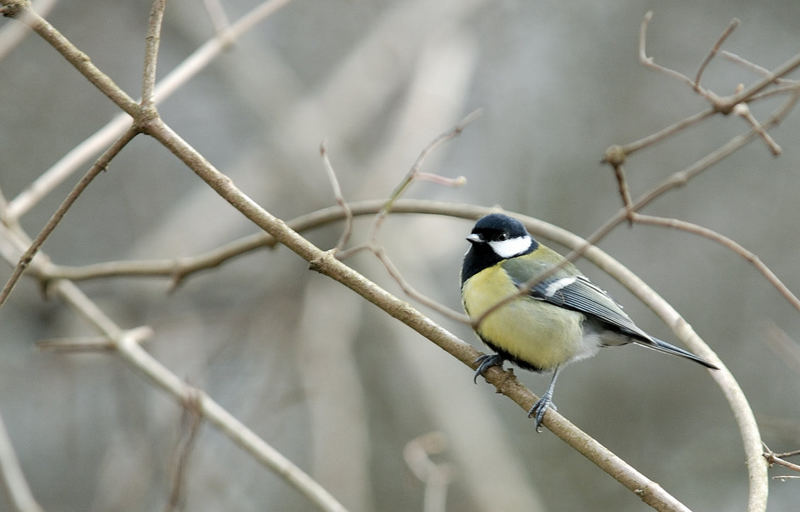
[3,1,139,115]
[0,127,139,307]
[631,214,800,312]
[694,18,740,89]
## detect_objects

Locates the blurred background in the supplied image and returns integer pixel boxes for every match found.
[1,0,799,510]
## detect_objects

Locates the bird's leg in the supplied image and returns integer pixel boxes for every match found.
[527,366,561,432]
[473,353,505,384]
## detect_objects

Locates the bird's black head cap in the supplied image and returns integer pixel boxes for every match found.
[461,213,537,283]
[470,213,529,242]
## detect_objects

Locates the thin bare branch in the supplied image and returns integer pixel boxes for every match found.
[373,246,468,323]
[165,389,203,512]
[720,50,796,86]
[639,12,699,90]
[403,432,453,512]
[319,141,354,252]
[774,449,800,459]
[723,49,800,109]
[142,0,168,108]
[632,214,800,312]
[614,108,716,158]
[764,444,800,473]
[414,172,467,187]
[694,18,740,89]
[611,163,634,222]
[37,326,154,352]
[366,109,479,242]
[0,127,138,307]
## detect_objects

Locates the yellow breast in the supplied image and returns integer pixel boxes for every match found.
[462,264,585,371]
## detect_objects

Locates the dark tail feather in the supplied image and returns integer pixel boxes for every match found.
[636,337,719,370]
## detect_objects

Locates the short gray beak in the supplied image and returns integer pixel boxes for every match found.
[466,233,483,244]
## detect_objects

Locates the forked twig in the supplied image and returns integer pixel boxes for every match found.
[363,109,478,244]
[763,443,800,479]
[4,0,296,222]
[325,113,474,320]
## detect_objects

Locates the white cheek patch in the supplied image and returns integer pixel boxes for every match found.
[488,235,532,258]
[543,276,577,297]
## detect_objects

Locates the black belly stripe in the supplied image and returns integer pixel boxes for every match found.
[481,338,547,373]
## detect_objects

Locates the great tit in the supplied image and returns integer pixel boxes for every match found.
[461,213,718,430]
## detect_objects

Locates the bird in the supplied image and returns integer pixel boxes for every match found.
[460,213,718,431]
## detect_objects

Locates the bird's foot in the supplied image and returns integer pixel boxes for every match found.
[527,392,556,433]
[473,353,505,384]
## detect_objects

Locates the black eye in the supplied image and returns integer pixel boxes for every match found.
[497,233,508,241]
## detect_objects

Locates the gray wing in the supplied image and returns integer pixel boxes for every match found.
[529,274,647,340]
[501,258,719,369]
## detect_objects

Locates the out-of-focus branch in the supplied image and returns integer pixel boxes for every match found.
[0,412,43,512]
[164,389,203,512]
[37,325,154,352]
[403,432,453,512]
